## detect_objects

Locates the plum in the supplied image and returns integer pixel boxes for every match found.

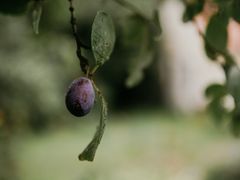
[65,77,95,117]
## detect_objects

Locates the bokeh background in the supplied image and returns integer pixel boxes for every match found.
[1,0,240,180]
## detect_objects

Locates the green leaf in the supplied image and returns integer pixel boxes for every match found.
[204,39,218,60]
[79,81,107,161]
[232,0,240,23]
[91,11,116,66]
[121,15,154,88]
[205,83,226,98]
[205,83,228,122]
[227,66,240,102]
[126,50,153,88]
[32,1,43,35]
[182,0,204,22]
[208,97,227,122]
[206,10,229,52]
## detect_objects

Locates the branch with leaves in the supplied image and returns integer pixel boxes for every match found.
[183,0,240,135]
[67,0,115,161]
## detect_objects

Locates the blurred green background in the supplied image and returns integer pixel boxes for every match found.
[1,0,240,180]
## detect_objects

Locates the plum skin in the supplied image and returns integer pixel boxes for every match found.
[65,77,95,117]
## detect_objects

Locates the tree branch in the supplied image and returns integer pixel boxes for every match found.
[68,0,90,74]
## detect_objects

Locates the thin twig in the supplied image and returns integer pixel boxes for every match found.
[68,0,90,74]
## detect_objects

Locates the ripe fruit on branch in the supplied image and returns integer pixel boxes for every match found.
[65,77,95,117]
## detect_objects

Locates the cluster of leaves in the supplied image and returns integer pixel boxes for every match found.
[183,0,240,135]
[114,0,162,88]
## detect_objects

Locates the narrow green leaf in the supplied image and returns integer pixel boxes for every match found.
[79,81,107,161]
[32,1,43,35]
[91,11,116,66]
[206,11,229,52]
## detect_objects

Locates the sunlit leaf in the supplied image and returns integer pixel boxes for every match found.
[91,11,116,66]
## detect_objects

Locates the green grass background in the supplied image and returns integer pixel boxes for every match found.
[13,111,240,180]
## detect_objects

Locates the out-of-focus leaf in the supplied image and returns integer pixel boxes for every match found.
[32,1,43,35]
[182,0,204,22]
[79,81,107,161]
[227,61,240,137]
[126,50,154,88]
[204,39,218,60]
[121,15,154,88]
[114,0,158,20]
[206,10,229,52]
[151,9,162,40]
[208,98,227,122]
[205,83,228,122]
[231,108,240,136]
[91,11,116,66]
[227,66,240,102]
[232,0,240,23]
[0,0,30,15]
[205,83,226,98]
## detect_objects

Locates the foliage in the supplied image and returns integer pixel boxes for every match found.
[0,0,240,165]
[91,11,115,66]
[183,0,240,135]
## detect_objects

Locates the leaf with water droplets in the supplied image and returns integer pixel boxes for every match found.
[91,11,116,66]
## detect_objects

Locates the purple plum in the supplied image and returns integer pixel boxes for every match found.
[65,77,95,117]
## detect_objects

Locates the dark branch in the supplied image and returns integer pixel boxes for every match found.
[68,0,90,74]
